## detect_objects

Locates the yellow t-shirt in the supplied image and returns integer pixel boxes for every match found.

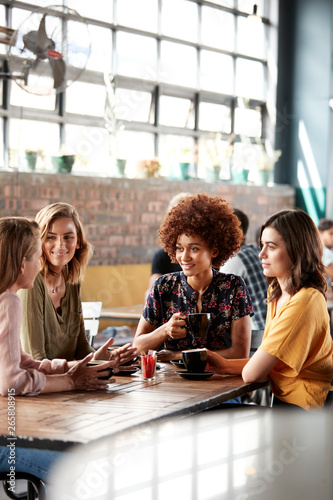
[260,287,333,410]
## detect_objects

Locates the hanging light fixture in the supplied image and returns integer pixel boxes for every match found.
[247,4,262,23]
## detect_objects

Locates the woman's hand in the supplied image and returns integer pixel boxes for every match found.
[93,338,137,366]
[67,353,118,390]
[113,343,138,366]
[156,349,181,362]
[206,349,229,374]
[164,312,187,340]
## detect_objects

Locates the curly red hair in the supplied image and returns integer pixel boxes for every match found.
[158,193,242,268]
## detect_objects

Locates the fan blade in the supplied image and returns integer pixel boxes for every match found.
[37,14,51,52]
[48,56,66,89]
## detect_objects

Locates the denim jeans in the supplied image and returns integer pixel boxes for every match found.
[0,446,63,482]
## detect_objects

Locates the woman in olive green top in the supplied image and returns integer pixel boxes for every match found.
[19,202,136,364]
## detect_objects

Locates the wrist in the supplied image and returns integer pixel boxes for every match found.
[65,373,75,391]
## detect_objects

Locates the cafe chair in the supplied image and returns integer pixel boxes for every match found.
[82,301,102,347]
[0,472,45,500]
[242,329,272,406]
[324,386,333,410]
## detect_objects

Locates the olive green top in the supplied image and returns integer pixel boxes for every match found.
[19,273,94,361]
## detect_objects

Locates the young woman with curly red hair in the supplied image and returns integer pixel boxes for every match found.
[134,193,253,363]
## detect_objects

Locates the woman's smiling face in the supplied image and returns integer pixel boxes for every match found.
[43,217,80,272]
[175,233,218,278]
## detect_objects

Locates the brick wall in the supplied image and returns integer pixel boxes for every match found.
[0,171,296,265]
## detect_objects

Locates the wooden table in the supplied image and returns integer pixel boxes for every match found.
[0,363,268,451]
[100,304,144,321]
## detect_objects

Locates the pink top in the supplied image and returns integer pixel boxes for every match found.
[0,290,68,396]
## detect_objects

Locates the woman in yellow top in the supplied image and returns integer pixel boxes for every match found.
[207,208,333,410]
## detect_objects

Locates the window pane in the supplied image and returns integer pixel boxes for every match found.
[160,41,197,87]
[9,119,59,170]
[117,32,157,80]
[201,7,234,52]
[68,0,113,23]
[233,141,263,174]
[0,6,7,56]
[200,50,234,94]
[237,16,265,59]
[86,25,112,72]
[66,82,106,116]
[234,107,262,137]
[158,135,195,179]
[118,0,158,33]
[115,88,152,123]
[65,124,109,174]
[11,7,31,29]
[161,0,198,43]
[159,96,194,128]
[235,59,265,100]
[199,102,231,133]
[10,83,56,110]
[118,130,155,178]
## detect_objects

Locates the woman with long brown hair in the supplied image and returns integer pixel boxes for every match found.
[207,208,333,410]
[19,202,135,364]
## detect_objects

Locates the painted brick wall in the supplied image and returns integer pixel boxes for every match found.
[0,171,296,265]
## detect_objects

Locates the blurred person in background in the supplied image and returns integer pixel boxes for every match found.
[220,209,268,330]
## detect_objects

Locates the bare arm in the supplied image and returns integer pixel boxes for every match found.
[212,315,251,359]
[242,348,278,383]
[206,347,277,383]
[133,312,187,354]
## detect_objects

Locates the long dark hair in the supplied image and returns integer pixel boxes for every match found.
[260,208,327,301]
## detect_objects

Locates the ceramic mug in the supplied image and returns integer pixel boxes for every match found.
[182,348,208,373]
[186,313,211,339]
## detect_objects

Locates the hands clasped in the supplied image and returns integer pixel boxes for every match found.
[68,353,118,390]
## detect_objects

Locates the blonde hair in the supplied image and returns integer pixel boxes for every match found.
[0,217,40,294]
[36,203,93,284]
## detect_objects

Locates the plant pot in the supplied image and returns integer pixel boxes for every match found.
[212,166,221,182]
[179,162,190,180]
[116,158,127,177]
[231,168,249,184]
[51,155,75,174]
[257,170,271,185]
[25,151,38,171]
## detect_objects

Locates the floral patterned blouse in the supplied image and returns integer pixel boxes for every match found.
[143,269,253,351]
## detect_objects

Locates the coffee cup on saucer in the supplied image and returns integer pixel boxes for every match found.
[182,348,208,373]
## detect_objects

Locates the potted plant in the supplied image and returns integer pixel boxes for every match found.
[142,158,161,178]
[202,133,234,182]
[24,150,38,171]
[256,141,282,185]
[51,147,76,174]
[178,148,192,180]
